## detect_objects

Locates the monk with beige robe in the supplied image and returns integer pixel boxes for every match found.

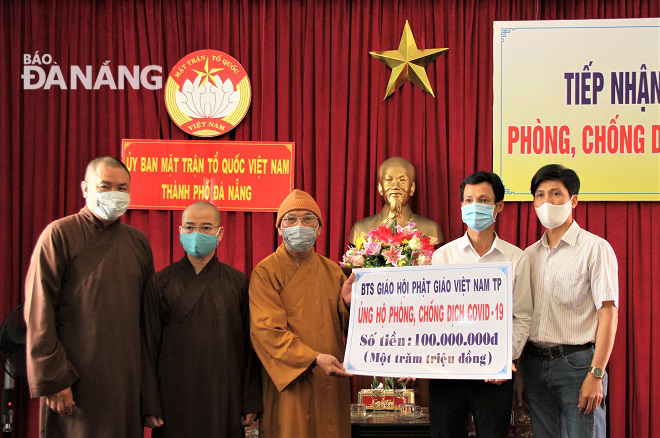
[249,190,355,437]
[24,157,154,438]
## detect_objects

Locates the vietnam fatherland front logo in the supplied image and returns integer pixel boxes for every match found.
[165,49,251,137]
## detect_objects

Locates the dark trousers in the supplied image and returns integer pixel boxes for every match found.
[525,347,606,438]
[429,379,514,438]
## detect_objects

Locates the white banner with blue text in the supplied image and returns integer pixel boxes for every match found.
[344,263,513,379]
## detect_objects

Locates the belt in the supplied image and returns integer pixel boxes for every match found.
[530,343,594,359]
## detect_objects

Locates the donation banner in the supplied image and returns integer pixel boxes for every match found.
[493,18,660,201]
[344,263,513,380]
[121,139,294,211]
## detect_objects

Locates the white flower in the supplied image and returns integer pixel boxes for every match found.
[175,75,240,119]
[408,237,422,251]
[416,254,430,265]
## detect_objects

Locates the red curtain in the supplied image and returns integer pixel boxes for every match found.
[1,0,658,436]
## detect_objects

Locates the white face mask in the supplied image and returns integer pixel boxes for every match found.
[534,199,572,229]
[92,191,130,221]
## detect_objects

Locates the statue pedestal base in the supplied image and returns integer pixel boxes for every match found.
[358,389,415,411]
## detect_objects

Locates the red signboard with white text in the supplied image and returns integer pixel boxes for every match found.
[121,139,294,211]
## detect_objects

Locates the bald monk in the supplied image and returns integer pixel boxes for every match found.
[141,201,261,437]
[24,156,154,437]
[349,157,443,245]
[249,190,355,437]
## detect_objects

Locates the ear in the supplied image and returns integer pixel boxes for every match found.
[277,227,283,237]
[494,201,504,215]
[316,226,322,237]
[410,181,416,197]
[571,194,578,209]
[217,227,225,243]
[81,181,88,198]
[378,183,384,196]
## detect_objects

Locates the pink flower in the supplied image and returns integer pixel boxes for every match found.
[351,254,365,265]
[396,222,416,236]
[382,246,405,267]
[340,254,351,266]
[364,241,382,255]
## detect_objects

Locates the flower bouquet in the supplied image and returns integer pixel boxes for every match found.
[341,222,435,267]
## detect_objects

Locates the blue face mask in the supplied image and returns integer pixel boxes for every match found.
[180,232,219,258]
[461,203,496,232]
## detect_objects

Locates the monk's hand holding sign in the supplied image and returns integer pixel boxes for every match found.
[316,353,353,377]
[341,272,356,307]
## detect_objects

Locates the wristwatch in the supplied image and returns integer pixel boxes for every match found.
[589,366,605,379]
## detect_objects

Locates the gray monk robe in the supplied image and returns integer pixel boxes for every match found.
[141,255,262,438]
[24,206,154,438]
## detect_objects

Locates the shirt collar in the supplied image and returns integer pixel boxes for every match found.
[459,232,502,257]
[541,220,580,248]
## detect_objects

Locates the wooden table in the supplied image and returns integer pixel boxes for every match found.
[351,410,430,438]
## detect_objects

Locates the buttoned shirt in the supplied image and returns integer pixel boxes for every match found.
[432,233,533,360]
[524,221,618,346]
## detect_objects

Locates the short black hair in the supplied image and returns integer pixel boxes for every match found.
[530,164,580,197]
[460,172,505,203]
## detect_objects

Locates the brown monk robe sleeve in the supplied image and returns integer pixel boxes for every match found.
[24,224,80,398]
[140,275,165,418]
[249,266,320,392]
[240,276,263,414]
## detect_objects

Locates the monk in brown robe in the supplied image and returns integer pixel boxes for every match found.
[141,201,262,437]
[249,190,355,437]
[24,156,154,438]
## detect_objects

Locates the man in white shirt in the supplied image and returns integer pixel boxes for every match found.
[430,171,533,438]
[520,164,618,438]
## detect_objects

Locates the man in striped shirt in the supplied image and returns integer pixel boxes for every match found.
[521,164,618,438]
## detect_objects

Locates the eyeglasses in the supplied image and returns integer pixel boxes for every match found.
[281,214,319,227]
[180,225,221,235]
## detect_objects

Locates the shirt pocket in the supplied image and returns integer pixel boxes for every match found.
[553,271,583,307]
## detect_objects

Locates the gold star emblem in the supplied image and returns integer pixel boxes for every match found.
[370,20,448,99]
[192,58,224,87]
